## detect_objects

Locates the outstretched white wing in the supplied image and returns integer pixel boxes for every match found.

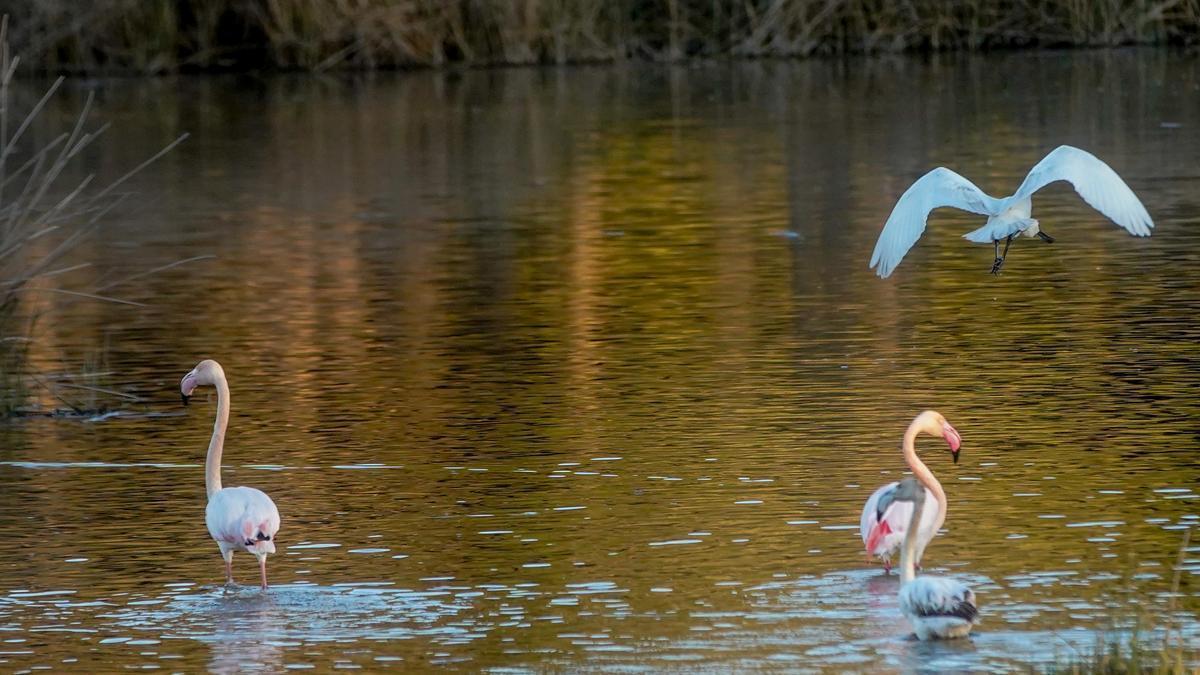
[1008,145,1154,236]
[869,167,1001,278]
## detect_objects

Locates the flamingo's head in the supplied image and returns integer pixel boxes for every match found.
[180,359,224,406]
[916,410,961,463]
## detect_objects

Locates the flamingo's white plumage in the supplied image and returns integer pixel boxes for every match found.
[181,359,280,589]
[860,410,960,572]
[882,477,979,640]
[869,145,1154,277]
[861,481,940,572]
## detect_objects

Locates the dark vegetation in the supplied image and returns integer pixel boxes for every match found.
[0,0,1197,73]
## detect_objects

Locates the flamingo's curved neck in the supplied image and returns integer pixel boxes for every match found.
[205,372,229,499]
[899,490,924,584]
[903,421,947,535]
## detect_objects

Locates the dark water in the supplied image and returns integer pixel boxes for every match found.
[2,50,1199,672]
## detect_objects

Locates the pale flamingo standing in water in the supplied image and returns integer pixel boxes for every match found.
[860,410,961,573]
[181,359,280,589]
[877,477,979,640]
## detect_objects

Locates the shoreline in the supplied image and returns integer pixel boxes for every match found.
[8,43,1193,81]
[5,2,1197,75]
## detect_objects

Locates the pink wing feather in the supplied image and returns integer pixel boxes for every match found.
[861,482,942,563]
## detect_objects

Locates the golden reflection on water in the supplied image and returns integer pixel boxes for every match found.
[1,51,1199,670]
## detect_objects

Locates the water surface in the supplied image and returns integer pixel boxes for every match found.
[2,51,1199,671]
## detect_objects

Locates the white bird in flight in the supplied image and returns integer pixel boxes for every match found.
[869,145,1154,278]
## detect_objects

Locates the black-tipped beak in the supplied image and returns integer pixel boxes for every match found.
[952,449,960,464]
[181,393,190,406]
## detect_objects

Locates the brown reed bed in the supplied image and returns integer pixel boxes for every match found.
[0,0,1197,74]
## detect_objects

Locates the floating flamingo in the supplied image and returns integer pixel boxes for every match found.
[860,410,961,573]
[181,359,280,589]
[878,477,979,640]
[869,145,1154,277]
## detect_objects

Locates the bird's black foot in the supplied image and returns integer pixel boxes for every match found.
[991,235,1013,274]
[1037,231,1055,243]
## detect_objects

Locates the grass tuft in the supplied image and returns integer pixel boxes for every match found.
[0,15,188,416]
[1047,626,1198,674]
[1045,529,1199,675]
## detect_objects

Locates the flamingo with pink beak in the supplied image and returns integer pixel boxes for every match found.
[860,411,961,573]
[181,359,280,590]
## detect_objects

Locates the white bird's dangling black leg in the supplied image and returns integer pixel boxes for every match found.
[990,235,1013,275]
[1037,231,1055,243]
